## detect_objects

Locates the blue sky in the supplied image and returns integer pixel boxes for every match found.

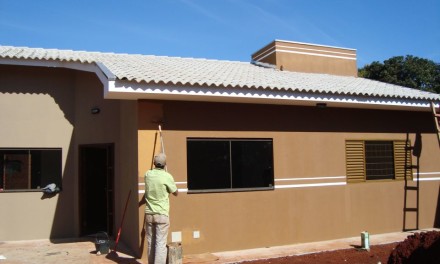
[1,0,439,68]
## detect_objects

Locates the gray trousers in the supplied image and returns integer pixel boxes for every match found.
[146,214,170,264]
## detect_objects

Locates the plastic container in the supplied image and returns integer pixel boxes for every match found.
[95,232,110,254]
[361,231,370,251]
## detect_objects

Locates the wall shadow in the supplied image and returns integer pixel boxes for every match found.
[403,133,422,231]
[435,186,440,228]
[160,101,434,133]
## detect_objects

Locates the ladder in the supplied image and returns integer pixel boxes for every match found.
[430,102,440,147]
[403,136,419,231]
[402,103,440,231]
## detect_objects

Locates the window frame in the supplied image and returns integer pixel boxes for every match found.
[345,140,412,183]
[0,148,62,192]
[186,138,275,193]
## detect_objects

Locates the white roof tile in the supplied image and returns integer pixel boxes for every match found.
[1,45,439,102]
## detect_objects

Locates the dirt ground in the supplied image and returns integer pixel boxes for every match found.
[241,243,398,264]
[241,231,440,264]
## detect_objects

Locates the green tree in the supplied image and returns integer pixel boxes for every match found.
[358,55,440,94]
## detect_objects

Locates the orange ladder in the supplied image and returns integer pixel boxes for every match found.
[431,102,440,147]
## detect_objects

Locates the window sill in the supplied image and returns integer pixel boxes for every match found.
[188,186,274,194]
[0,189,60,193]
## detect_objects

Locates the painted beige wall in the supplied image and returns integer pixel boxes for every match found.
[0,66,76,240]
[0,65,139,249]
[137,101,440,254]
[252,40,357,76]
[277,54,357,76]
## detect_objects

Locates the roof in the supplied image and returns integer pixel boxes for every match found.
[1,45,439,110]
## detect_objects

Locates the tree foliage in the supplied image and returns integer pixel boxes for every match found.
[358,55,440,94]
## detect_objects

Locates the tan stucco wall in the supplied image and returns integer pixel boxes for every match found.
[276,53,357,76]
[252,40,357,76]
[137,101,440,254]
[0,65,139,247]
[117,100,140,254]
[0,66,76,240]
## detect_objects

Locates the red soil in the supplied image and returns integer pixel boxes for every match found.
[242,231,440,264]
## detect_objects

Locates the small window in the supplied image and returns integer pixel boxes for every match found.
[187,138,274,193]
[346,140,412,183]
[0,148,62,191]
[365,141,395,180]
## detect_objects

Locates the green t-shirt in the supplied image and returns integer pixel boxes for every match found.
[144,168,177,216]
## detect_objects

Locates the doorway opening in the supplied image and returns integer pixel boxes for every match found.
[79,144,114,236]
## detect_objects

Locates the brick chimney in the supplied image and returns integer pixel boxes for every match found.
[252,40,357,77]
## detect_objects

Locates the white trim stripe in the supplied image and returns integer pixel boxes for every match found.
[138,189,188,194]
[253,44,355,61]
[255,49,356,62]
[274,39,357,51]
[276,45,356,57]
[252,39,356,59]
[412,172,440,181]
[413,177,440,181]
[414,172,440,175]
[137,173,440,193]
[138,182,187,186]
[275,182,347,189]
[252,46,276,61]
[275,176,346,181]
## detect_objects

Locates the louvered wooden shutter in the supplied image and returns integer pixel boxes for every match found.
[394,140,413,181]
[346,140,365,183]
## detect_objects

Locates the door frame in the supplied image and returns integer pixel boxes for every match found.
[78,143,115,236]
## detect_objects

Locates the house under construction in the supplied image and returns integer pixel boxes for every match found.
[0,40,439,257]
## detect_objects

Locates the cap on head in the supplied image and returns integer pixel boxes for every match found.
[154,153,166,167]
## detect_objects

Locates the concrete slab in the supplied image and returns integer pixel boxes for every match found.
[0,238,142,264]
[0,229,437,264]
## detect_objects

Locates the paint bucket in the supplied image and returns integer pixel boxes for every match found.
[95,232,110,254]
[361,231,370,251]
[167,242,182,264]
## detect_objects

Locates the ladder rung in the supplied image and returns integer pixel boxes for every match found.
[405,186,418,191]
[406,165,419,169]
[404,208,418,212]
[405,146,414,151]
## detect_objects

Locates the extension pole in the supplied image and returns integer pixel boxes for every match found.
[158,125,167,171]
[113,189,132,253]
[158,125,165,154]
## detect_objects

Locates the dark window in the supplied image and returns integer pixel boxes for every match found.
[365,141,395,180]
[187,138,274,192]
[0,149,62,191]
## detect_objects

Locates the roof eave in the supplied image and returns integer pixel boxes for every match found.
[105,81,437,111]
[0,58,111,88]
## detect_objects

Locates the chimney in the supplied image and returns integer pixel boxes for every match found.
[252,40,357,77]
